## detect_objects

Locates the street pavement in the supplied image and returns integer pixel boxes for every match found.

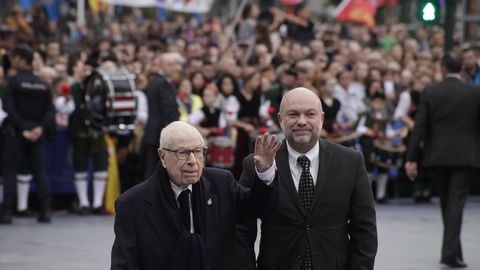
[0,197,479,270]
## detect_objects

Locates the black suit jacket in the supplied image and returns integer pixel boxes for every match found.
[111,164,277,270]
[142,73,179,146]
[406,77,480,168]
[234,140,377,270]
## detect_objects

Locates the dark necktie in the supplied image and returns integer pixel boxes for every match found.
[298,155,314,270]
[298,155,314,213]
[178,189,191,232]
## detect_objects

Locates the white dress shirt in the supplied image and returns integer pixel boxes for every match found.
[286,141,320,191]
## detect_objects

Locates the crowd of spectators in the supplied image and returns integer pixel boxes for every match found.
[0,2,479,215]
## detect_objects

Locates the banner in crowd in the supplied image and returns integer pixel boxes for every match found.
[104,134,120,214]
[105,0,214,13]
[89,0,110,12]
[335,0,376,28]
[370,0,398,7]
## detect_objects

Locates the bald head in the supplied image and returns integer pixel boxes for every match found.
[160,121,204,149]
[278,87,324,153]
[279,87,323,115]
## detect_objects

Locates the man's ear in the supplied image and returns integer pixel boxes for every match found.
[158,149,167,168]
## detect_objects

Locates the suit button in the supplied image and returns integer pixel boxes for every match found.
[306,224,312,231]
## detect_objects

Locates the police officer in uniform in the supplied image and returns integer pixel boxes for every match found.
[0,45,55,224]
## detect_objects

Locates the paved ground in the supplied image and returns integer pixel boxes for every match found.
[0,197,479,270]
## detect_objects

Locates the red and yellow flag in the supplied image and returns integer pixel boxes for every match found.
[335,0,376,29]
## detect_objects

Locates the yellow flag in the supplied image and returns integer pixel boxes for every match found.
[89,0,109,13]
[104,134,120,214]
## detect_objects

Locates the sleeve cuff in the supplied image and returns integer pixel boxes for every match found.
[255,160,277,186]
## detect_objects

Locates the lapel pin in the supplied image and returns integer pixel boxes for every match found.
[207,198,212,206]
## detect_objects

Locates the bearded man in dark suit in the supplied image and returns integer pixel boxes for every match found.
[405,53,480,268]
[234,87,377,270]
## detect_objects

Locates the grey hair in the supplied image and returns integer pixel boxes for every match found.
[159,121,204,149]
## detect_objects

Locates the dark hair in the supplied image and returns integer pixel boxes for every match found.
[35,50,48,64]
[294,3,307,14]
[12,45,34,65]
[284,66,298,78]
[242,3,253,19]
[335,69,350,80]
[216,73,240,96]
[441,53,462,73]
[67,52,82,76]
[371,91,386,101]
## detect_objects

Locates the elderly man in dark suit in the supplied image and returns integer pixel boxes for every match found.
[111,121,282,270]
[234,87,377,270]
[142,52,181,178]
[405,53,480,268]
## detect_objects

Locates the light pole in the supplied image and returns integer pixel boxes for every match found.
[444,0,457,52]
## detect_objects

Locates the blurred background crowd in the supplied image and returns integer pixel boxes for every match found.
[0,0,479,220]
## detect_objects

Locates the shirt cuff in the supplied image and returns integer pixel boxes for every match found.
[255,160,276,186]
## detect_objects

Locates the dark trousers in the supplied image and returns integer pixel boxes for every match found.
[143,144,159,179]
[2,131,50,211]
[429,167,475,261]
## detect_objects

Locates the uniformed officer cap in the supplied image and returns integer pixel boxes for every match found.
[11,45,34,64]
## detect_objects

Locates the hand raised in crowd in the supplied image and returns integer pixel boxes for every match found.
[253,133,282,173]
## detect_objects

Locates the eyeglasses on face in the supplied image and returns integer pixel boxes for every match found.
[162,147,208,160]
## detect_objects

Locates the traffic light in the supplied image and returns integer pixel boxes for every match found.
[418,0,441,24]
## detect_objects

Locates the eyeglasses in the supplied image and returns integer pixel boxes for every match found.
[162,147,208,160]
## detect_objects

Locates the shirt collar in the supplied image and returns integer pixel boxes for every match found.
[286,140,320,166]
[446,73,462,80]
[170,181,193,200]
[158,71,172,83]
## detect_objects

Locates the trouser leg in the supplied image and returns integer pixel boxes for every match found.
[1,133,22,211]
[26,141,50,212]
[440,169,473,261]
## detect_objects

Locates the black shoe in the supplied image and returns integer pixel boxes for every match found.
[37,210,51,223]
[422,196,431,203]
[376,197,388,204]
[0,212,13,224]
[16,209,35,217]
[78,206,91,216]
[440,259,467,268]
[0,207,13,224]
[92,207,107,215]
